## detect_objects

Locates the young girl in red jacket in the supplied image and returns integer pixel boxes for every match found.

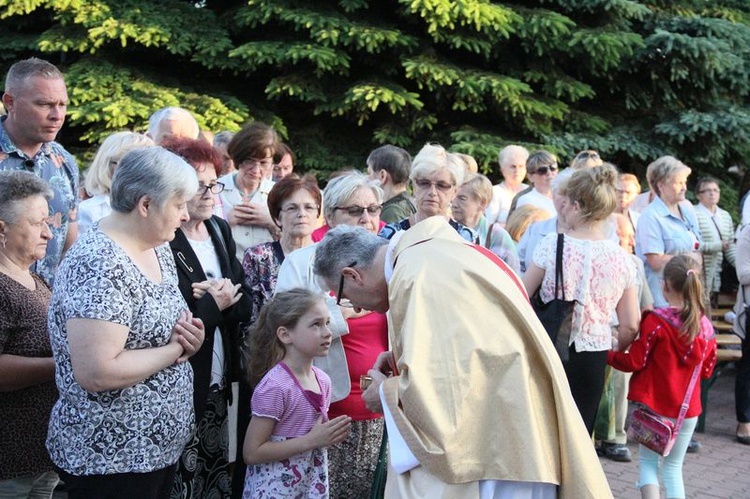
[608,254,717,499]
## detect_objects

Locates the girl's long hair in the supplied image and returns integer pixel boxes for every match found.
[662,254,705,341]
[242,288,324,388]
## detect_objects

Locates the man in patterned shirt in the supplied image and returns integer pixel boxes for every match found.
[0,57,78,284]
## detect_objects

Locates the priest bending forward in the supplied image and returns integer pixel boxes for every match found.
[313,217,611,499]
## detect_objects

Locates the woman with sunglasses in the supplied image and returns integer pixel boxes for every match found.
[274,171,388,498]
[509,150,559,218]
[163,137,252,499]
[379,143,477,242]
[570,149,604,170]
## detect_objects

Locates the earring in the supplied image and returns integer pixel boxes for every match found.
[0,233,6,250]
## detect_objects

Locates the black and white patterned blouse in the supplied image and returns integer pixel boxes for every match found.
[46,224,195,475]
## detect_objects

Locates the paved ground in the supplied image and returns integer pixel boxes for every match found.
[601,365,750,498]
[52,365,749,498]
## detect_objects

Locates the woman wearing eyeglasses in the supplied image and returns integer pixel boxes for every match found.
[272,171,388,498]
[379,143,477,242]
[218,122,280,261]
[635,156,703,309]
[693,176,736,307]
[163,138,252,499]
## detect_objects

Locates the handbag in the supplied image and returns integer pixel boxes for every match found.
[627,349,702,457]
[531,233,576,362]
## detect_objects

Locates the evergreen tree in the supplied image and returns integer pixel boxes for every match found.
[1,0,749,192]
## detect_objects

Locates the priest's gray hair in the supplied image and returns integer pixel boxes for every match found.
[110,147,198,213]
[314,225,388,284]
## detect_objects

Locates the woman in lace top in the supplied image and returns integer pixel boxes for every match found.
[523,163,640,435]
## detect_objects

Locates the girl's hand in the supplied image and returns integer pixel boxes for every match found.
[305,415,351,449]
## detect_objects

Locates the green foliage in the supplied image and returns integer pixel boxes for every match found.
[63,59,249,143]
[0,0,749,206]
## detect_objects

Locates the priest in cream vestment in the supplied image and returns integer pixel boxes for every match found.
[313,218,612,499]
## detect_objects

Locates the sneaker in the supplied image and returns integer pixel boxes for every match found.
[602,442,632,462]
[686,438,701,453]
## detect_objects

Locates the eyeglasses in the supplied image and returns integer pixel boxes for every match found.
[29,216,54,230]
[280,203,319,214]
[198,182,225,195]
[239,157,274,171]
[576,151,600,160]
[413,178,455,191]
[333,204,382,217]
[532,165,558,175]
[698,188,720,194]
[336,260,357,307]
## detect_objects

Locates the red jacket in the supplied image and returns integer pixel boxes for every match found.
[607,308,717,418]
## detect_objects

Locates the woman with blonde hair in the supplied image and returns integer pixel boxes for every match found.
[77,131,154,235]
[451,173,520,272]
[379,143,476,242]
[523,163,640,435]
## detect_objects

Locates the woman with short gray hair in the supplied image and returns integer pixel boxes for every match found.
[46,147,206,499]
[312,170,383,240]
[635,155,702,308]
[379,143,476,242]
[0,171,59,498]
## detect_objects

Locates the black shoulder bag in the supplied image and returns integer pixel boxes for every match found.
[530,233,576,362]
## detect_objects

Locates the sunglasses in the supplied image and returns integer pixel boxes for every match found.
[532,165,558,175]
[336,261,357,307]
[333,204,382,217]
[576,151,600,160]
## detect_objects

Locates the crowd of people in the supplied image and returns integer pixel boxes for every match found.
[0,56,744,499]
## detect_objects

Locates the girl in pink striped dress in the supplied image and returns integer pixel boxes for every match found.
[242,288,352,498]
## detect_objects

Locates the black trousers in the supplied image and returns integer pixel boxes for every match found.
[735,327,750,423]
[57,464,177,499]
[563,346,608,436]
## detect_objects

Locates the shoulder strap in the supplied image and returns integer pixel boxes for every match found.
[675,362,702,434]
[554,233,565,300]
[484,225,492,249]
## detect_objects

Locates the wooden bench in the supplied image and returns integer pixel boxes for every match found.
[696,332,743,432]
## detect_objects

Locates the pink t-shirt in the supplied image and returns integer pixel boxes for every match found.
[251,363,332,438]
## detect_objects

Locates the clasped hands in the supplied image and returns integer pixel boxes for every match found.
[192,278,242,311]
[228,202,275,229]
[170,310,205,364]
